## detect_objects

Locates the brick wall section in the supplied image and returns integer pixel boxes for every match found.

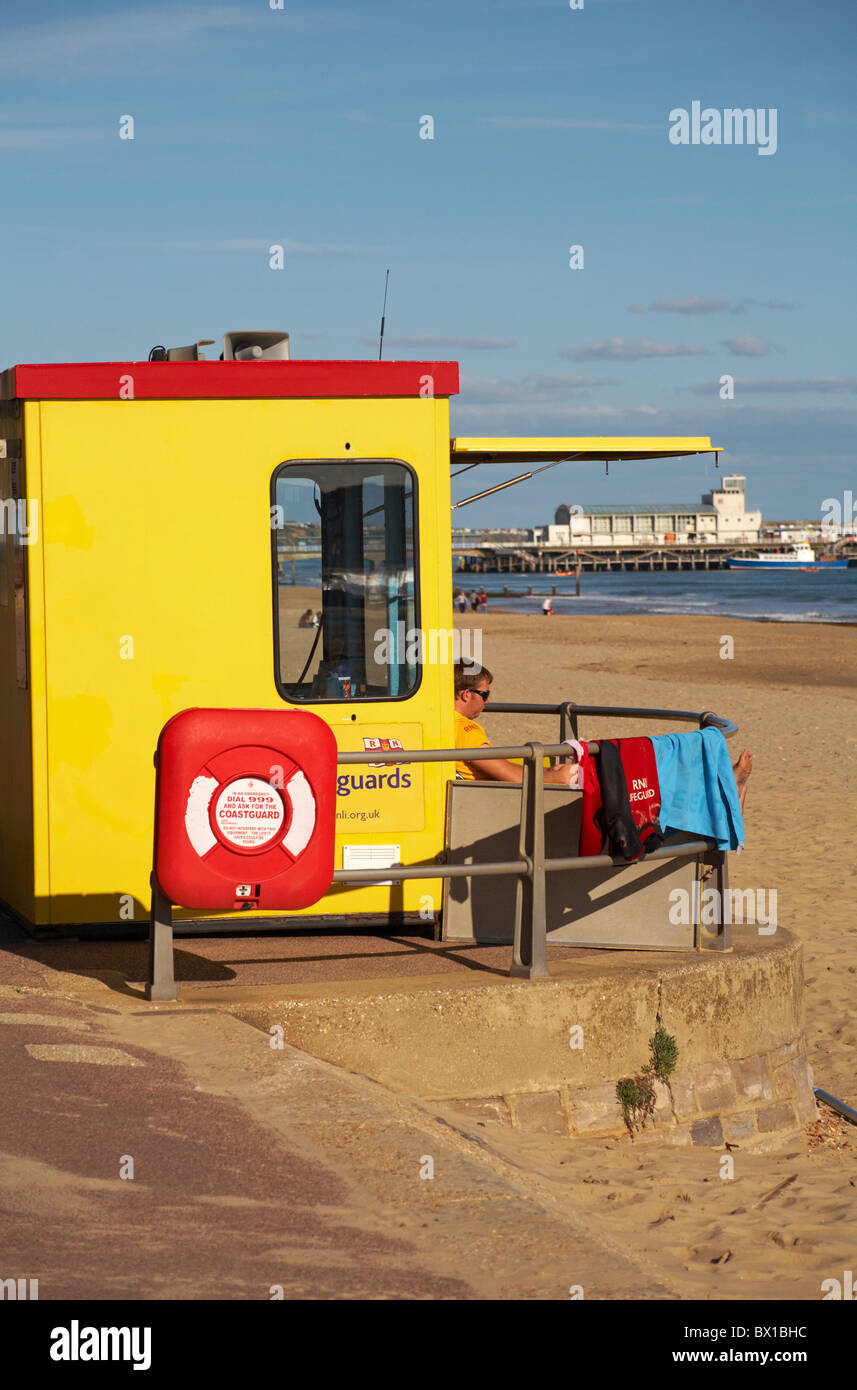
[508,1091,568,1135]
[452,1037,816,1149]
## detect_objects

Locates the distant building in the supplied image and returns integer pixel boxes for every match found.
[765,520,828,542]
[530,474,761,546]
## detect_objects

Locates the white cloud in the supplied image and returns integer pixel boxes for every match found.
[651,297,730,315]
[100,237,388,256]
[451,401,857,442]
[1,6,255,70]
[483,116,659,132]
[560,339,711,360]
[805,108,857,126]
[459,374,622,403]
[722,335,776,357]
[454,401,644,421]
[0,127,107,148]
[525,374,623,389]
[365,335,516,350]
[776,193,857,208]
[732,298,797,313]
[681,377,857,396]
[629,297,797,315]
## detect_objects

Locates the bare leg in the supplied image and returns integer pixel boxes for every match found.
[733,749,752,812]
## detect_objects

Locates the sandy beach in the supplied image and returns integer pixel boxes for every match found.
[441,607,857,1297]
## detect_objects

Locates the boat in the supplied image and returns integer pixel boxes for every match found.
[727,543,849,570]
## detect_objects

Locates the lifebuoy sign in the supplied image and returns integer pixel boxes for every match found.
[154,709,337,910]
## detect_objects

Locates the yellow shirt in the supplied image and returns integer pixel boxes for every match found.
[454,709,493,780]
[453,711,552,780]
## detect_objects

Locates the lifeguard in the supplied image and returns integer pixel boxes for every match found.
[453,661,577,786]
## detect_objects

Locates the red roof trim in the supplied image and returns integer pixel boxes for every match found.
[0,360,459,402]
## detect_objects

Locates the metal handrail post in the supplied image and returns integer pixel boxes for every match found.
[145,877,177,1002]
[561,701,579,742]
[712,848,732,952]
[553,701,578,765]
[511,743,549,979]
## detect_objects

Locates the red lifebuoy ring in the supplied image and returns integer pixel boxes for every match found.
[154,710,336,910]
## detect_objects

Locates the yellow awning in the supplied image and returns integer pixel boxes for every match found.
[450,436,720,464]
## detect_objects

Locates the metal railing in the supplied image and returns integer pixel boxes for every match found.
[146,703,736,999]
[331,704,737,980]
[487,700,738,747]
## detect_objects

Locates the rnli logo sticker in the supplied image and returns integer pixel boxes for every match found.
[364,736,403,767]
[212,777,286,850]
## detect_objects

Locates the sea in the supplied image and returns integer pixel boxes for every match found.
[282,558,856,624]
[453,567,857,624]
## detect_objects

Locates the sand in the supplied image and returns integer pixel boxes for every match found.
[444,608,857,1297]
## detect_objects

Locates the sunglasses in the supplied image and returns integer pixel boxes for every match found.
[472,688,491,701]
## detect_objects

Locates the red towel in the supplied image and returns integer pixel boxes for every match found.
[580,737,662,859]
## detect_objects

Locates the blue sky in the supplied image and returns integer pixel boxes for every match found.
[1,0,855,523]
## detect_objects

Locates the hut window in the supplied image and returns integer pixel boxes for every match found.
[272,460,418,702]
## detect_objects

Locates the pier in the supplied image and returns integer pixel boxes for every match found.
[452,540,856,575]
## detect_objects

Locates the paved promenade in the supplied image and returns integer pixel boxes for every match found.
[0,932,673,1301]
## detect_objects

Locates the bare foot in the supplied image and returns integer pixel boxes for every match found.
[733,749,753,812]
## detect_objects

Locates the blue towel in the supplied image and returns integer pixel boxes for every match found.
[650,727,744,852]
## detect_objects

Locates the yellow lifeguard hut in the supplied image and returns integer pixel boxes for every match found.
[0,340,721,938]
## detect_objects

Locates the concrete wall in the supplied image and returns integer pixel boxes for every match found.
[230,927,815,1150]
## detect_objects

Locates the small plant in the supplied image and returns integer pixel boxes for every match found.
[616,1075,656,1134]
[648,1025,678,1082]
[616,1025,679,1136]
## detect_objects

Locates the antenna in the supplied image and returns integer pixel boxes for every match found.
[378,268,390,361]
